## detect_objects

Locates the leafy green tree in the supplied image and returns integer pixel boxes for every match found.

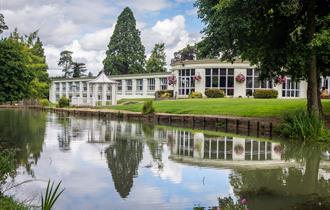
[0,13,8,34]
[72,62,87,78]
[195,0,330,117]
[146,43,166,73]
[171,44,197,64]
[25,32,50,99]
[103,7,146,75]
[0,39,32,103]
[58,50,73,78]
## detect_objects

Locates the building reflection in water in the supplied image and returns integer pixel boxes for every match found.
[171,131,281,161]
[53,116,330,206]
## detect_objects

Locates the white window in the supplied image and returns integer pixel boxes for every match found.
[117,80,122,93]
[147,78,155,91]
[179,69,195,95]
[205,68,234,96]
[136,79,143,92]
[282,78,299,97]
[62,83,66,91]
[83,82,87,91]
[55,83,60,92]
[160,78,167,90]
[126,80,132,92]
[246,69,273,96]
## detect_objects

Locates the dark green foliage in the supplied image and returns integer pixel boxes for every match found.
[171,44,197,64]
[72,62,87,78]
[0,13,8,34]
[253,89,278,98]
[39,99,49,107]
[41,180,65,210]
[146,43,166,73]
[279,111,329,141]
[58,50,73,78]
[58,96,69,108]
[189,92,203,98]
[0,39,32,103]
[142,101,155,115]
[155,90,174,99]
[205,89,225,98]
[0,196,27,210]
[0,150,16,188]
[103,7,146,75]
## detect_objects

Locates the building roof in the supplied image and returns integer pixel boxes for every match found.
[89,71,117,84]
[170,59,251,66]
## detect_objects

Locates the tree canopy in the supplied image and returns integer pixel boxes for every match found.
[146,43,166,73]
[72,62,87,78]
[171,44,197,64]
[58,50,73,78]
[0,13,8,34]
[103,7,146,75]
[195,0,330,116]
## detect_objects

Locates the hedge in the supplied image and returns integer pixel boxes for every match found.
[189,92,203,99]
[58,96,70,107]
[155,90,174,99]
[205,89,225,98]
[253,89,278,98]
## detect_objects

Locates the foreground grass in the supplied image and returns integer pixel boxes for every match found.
[110,98,330,118]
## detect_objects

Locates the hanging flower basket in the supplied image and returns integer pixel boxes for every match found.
[192,75,202,81]
[273,145,283,155]
[275,75,287,84]
[234,144,244,155]
[167,75,177,86]
[235,73,245,83]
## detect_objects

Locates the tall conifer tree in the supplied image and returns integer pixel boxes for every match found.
[146,43,167,73]
[103,7,146,75]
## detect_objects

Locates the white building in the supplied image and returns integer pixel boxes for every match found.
[49,59,322,106]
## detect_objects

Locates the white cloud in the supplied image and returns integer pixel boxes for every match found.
[119,0,171,11]
[1,0,201,76]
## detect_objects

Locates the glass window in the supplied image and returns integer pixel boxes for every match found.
[126,80,132,91]
[117,80,122,93]
[147,78,155,91]
[205,68,234,96]
[282,78,300,97]
[246,69,273,96]
[136,79,143,92]
[178,69,195,95]
[160,78,167,90]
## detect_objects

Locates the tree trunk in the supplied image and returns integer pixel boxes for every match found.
[306,0,322,117]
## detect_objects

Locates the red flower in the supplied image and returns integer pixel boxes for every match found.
[235,73,245,83]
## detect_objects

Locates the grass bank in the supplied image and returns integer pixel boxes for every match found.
[110,98,330,118]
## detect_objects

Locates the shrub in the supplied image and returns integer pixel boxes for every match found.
[142,101,155,115]
[205,89,225,98]
[279,111,329,141]
[155,90,174,99]
[39,99,49,107]
[58,96,70,108]
[189,92,203,98]
[253,89,278,98]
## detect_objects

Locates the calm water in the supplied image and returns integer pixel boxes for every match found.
[1,109,330,210]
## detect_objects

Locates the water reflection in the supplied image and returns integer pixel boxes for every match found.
[1,109,330,210]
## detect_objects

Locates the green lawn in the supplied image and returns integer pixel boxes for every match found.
[110,98,330,118]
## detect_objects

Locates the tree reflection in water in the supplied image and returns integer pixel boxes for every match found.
[229,142,330,210]
[105,137,143,198]
[0,109,47,176]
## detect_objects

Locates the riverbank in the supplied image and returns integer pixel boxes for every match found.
[111,98,330,118]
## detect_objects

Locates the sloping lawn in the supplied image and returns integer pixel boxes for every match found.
[110,98,330,118]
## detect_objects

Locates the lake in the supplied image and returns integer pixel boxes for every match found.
[1,109,330,210]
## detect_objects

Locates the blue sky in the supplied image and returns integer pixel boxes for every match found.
[0,0,204,75]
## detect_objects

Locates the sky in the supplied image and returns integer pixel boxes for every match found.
[0,0,203,76]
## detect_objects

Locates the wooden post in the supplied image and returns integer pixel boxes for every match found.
[257,121,260,137]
